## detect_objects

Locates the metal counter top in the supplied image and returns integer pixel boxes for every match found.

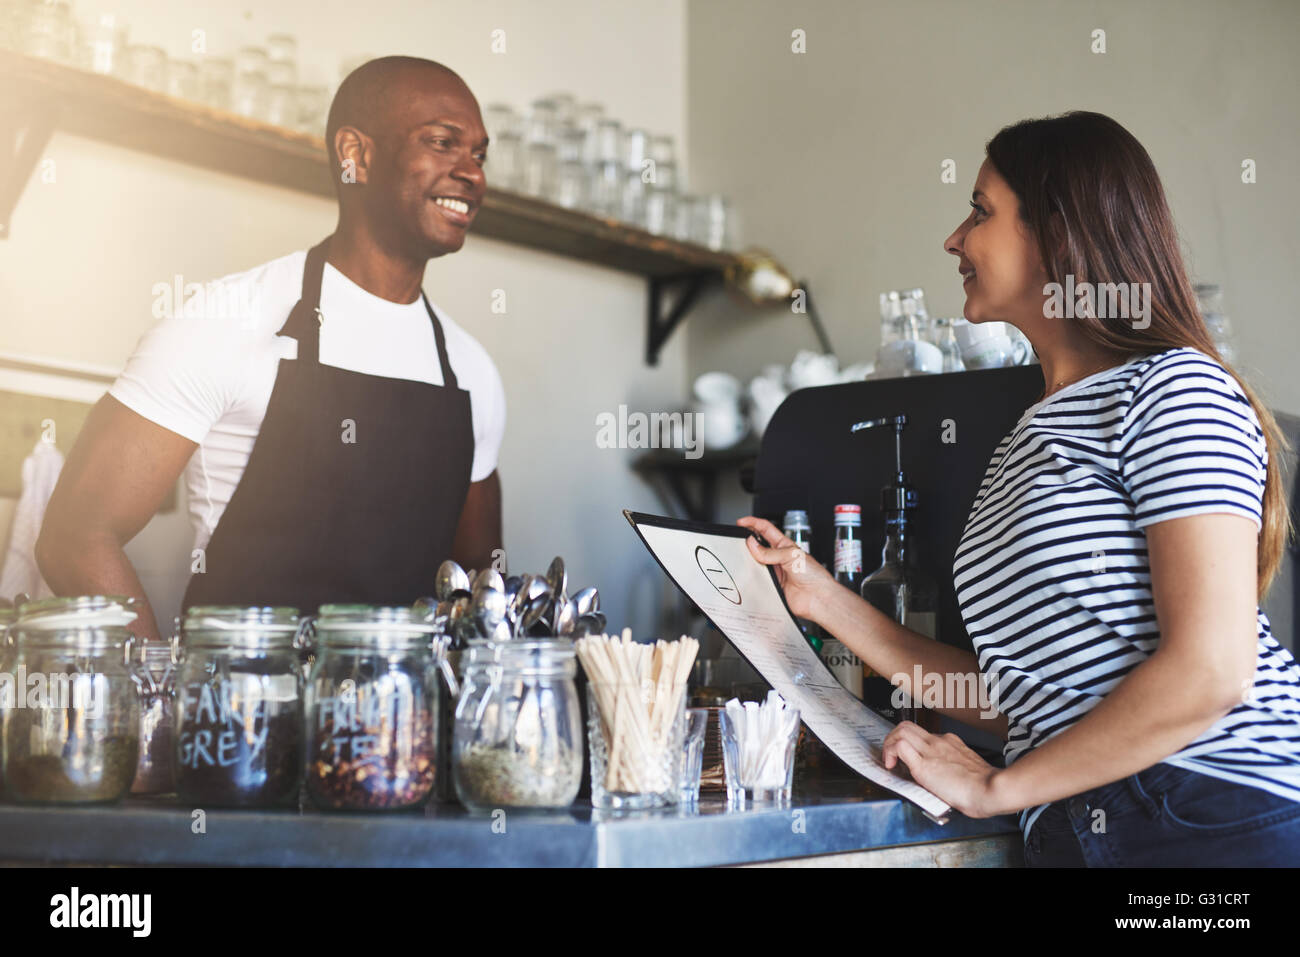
[0,785,1020,867]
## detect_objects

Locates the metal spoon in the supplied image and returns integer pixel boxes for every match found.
[519,593,551,637]
[572,586,599,617]
[545,556,567,602]
[573,613,604,638]
[554,598,578,636]
[472,584,507,636]
[436,560,469,602]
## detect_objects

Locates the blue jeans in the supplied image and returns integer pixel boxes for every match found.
[1023,762,1300,866]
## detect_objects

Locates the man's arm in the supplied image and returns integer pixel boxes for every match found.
[35,394,197,641]
[448,470,503,573]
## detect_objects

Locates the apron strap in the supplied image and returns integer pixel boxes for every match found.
[279,236,458,390]
[277,237,330,366]
[422,293,460,390]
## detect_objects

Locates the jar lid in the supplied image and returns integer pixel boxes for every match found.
[315,604,438,629]
[14,595,138,631]
[464,637,576,669]
[313,604,441,644]
[182,605,300,645]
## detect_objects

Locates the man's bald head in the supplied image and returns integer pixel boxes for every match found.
[325,56,472,183]
[323,56,488,259]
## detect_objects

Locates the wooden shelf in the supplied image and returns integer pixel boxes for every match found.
[0,48,738,279]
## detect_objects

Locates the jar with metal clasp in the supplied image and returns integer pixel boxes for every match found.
[452,638,584,810]
[175,606,306,808]
[1,596,141,804]
[130,629,181,795]
[303,604,457,811]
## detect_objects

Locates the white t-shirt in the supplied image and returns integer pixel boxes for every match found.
[110,249,506,552]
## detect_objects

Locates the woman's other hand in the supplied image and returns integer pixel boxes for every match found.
[737,515,834,621]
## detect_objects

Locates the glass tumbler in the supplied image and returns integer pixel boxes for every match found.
[124,44,166,92]
[586,680,685,810]
[678,708,709,806]
[199,56,234,110]
[720,707,799,809]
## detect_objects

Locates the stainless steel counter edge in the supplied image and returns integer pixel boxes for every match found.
[0,797,1020,867]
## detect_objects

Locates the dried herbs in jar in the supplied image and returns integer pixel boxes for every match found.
[174,607,305,808]
[303,605,450,812]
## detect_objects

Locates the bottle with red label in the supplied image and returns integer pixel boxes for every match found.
[820,504,864,699]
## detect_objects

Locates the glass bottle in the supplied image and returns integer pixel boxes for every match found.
[852,415,940,729]
[821,504,864,699]
[781,509,822,654]
[174,606,305,808]
[2,596,141,804]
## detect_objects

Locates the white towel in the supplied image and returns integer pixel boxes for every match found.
[0,438,65,602]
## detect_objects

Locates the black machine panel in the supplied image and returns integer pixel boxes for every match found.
[750,365,1044,654]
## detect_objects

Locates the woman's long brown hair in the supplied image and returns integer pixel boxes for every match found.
[986,111,1292,599]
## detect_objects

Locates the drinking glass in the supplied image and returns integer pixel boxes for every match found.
[199,56,234,110]
[232,46,270,120]
[487,130,524,192]
[679,708,709,806]
[483,102,519,143]
[294,83,328,137]
[522,141,558,201]
[83,12,127,76]
[586,680,685,810]
[720,707,798,809]
[267,32,297,84]
[124,44,166,92]
[25,0,74,62]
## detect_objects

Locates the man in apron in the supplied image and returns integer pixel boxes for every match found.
[36,57,503,640]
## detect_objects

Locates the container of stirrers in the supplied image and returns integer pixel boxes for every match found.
[576,631,699,810]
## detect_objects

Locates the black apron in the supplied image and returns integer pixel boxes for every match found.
[182,236,475,613]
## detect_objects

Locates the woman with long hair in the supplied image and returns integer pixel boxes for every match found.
[741,111,1299,866]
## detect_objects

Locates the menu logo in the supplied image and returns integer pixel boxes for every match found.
[49,887,151,937]
[695,546,741,604]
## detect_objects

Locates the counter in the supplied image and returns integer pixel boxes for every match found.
[0,782,1022,867]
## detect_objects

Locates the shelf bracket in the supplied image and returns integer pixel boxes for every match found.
[0,100,55,240]
[646,271,720,366]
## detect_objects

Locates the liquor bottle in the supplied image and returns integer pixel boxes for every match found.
[821,504,864,699]
[853,414,940,730]
[781,509,822,654]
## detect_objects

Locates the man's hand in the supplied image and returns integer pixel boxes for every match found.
[36,395,196,640]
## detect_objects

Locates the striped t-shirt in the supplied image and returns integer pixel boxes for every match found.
[953,347,1300,842]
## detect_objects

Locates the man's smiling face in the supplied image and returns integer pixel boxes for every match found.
[345,64,489,259]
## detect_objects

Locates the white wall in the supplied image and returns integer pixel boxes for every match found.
[0,0,690,637]
[684,0,1300,419]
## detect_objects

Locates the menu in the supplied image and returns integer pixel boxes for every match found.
[625,510,952,824]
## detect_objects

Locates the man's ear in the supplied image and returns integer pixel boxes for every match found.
[333,126,373,186]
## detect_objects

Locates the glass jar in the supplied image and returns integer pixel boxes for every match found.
[304,605,454,811]
[130,635,179,795]
[1,596,141,804]
[453,639,583,810]
[175,606,304,808]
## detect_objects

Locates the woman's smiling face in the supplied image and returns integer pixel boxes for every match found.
[944,159,1048,324]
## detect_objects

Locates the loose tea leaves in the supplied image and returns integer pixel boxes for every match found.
[5,736,139,804]
[456,743,580,808]
[176,679,303,807]
[307,709,437,811]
